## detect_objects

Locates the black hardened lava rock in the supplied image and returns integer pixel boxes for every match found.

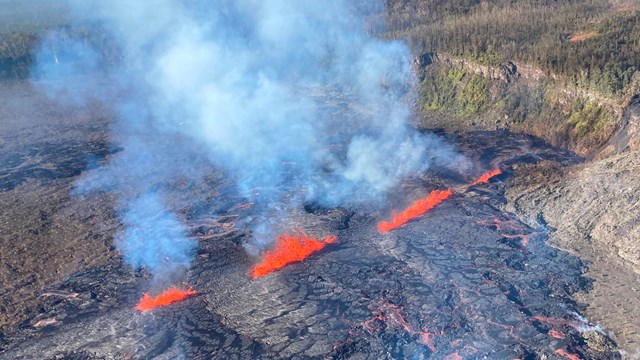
[0,133,620,359]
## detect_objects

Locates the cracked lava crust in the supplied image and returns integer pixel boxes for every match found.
[0,131,619,359]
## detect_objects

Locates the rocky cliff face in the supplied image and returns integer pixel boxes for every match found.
[416,52,629,157]
[503,98,640,267]
[501,99,640,352]
[418,54,640,353]
[503,149,640,352]
[599,95,640,156]
[505,152,640,271]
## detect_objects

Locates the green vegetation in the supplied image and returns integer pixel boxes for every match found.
[418,65,488,115]
[564,99,611,144]
[0,32,37,78]
[0,0,632,154]
[458,73,487,115]
[419,65,456,111]
[386,0,636,154]
[386,0,640,98]
[415,57,616,154]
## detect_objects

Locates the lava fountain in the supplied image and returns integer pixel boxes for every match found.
[251,234,337,278]
[135,287,197,312]
[470,169,502,186]
[378,188,453,233]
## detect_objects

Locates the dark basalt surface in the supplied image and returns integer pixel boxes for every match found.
[0,130,620,359]
[0,140,118,192]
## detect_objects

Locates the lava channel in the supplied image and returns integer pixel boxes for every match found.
[251,233,337,278]
[470,168,502,186]
[135,287,197,312]
[378,188,453,233]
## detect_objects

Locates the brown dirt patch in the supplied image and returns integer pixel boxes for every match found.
[568,31,598,42]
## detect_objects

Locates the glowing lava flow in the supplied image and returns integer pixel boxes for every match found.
[251,234,337,278]
[378,188,453,233]
[470,169,502,186]
[555,349,582,360]
[135,287,196,312]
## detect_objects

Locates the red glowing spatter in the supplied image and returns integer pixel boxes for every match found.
[418,331,437,353]
[501,233,536,247]
[549,329,566,339]
[470,169,502,186]
[443,353,464,360]
[33,317,57,327]
[135,287,196,312]
[364,302,438,352]
[555,349,582,360]
[378,188,453,233]
[532,314,597,333]
[476,217,527,232]
[532,315,572,327]
[251,234,337,278]
[443,344,480,359]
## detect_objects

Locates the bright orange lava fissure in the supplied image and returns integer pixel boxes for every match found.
[134,287,197,312]
[378,188,453,233]
[470,169,502,186]
[251,234,337,278]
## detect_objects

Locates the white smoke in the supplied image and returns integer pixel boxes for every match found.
[32,0,466,277]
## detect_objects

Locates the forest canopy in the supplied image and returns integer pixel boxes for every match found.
[384,0,640,97]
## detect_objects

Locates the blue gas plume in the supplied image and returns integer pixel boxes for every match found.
[32,0,467,277]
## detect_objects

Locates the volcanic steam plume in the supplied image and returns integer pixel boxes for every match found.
[32,0,467,282]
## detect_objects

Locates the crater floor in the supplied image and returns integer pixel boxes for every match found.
[0,80,622,359]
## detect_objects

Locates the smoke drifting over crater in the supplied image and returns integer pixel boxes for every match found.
[33,0,465,277]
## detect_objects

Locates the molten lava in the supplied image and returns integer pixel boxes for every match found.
[549,329,565,339]
[33,317,57,327]
[470,169,502,186]
[362,302,439,352]
[378,188,453,233]
[251,234,337,278]
[555,349,582,360]
[135,287,197,312]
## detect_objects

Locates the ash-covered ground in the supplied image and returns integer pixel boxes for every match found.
[0,81,622,359]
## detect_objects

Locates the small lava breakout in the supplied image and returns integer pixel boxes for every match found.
[135,287,197,312]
